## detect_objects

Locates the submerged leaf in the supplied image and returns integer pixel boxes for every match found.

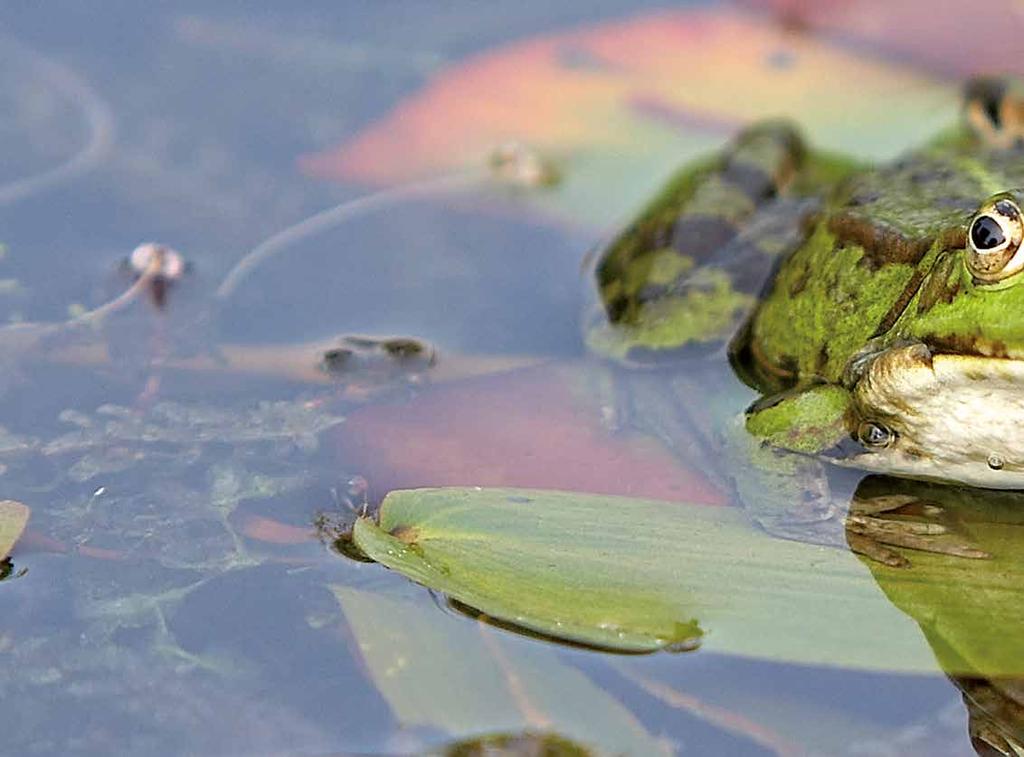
[338,364,725,505]
[302,8,956,225]
[238,515,314,545]
[430,732,593,756]
[331,585,666,754]
[353,487,936,670]
[744,0,1024,77]
[0,499,29,560]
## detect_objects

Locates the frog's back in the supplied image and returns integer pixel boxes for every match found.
[586,121,824,364]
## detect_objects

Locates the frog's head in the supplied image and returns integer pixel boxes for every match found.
[839,191,1024,487]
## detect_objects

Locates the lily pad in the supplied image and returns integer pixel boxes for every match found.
[0,499,29,560]
[352,487,936,671]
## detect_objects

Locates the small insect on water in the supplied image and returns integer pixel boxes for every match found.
[124,243,188,309]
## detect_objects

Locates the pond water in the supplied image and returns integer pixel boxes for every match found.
[0,2,1013,755]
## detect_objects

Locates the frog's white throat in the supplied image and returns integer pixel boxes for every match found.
[847,346,1024,489]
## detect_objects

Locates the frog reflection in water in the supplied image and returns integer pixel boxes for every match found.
[586,76,1024,566]
[852,476,1024,755]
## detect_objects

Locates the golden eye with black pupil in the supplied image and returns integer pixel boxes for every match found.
[966,194,1024,282]
[971,215,1006,250]
[858,421,894,449]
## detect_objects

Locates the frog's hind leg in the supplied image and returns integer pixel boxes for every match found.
[588,121,820,364]
[964,76,1024,149]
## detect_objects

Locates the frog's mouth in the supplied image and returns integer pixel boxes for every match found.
[916,333,1024,362]
[841,345,1024,489]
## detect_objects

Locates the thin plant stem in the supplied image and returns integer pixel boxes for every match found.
[0,35,115,205]
[68,250,163,328]
[214,171,483,301]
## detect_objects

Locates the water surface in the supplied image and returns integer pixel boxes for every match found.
[0,3,988,755]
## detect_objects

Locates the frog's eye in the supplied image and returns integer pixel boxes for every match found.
[857,421,894,449]
[967,198,1024,282]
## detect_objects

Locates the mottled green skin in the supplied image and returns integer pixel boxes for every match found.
[742,132,1024,392]
[591,118,1024,443]
[586,83,1024,550]
[587,121,853,363]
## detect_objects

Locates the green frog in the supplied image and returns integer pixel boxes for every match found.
[585,76,1024,566]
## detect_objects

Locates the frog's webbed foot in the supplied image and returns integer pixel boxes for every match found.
[734,385,853,548]
[746,465,845,547]
[845,492,990,568]
[733,438,855,551]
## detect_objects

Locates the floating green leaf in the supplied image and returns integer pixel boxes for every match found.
[0,499,29,560]
[353,487,936,671]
